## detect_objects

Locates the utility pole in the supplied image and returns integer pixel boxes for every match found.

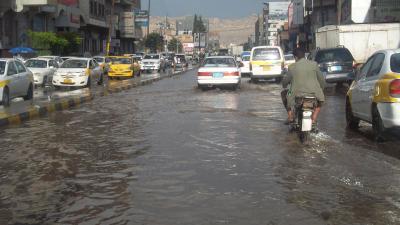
[147,0,151,36]
[106,0,116,56]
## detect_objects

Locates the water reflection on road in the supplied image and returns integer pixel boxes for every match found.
[0,70,400,225]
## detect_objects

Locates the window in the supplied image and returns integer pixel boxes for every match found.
[315,48,354,64]
[391,53,400,73]
[252,48,281,61]
[7,62,17,76]
[358,56,374,79]
[367,53,385,77]
[90,0,94,15]
[203,58,236,67]
[14,61,26,73]
[50,60,58,68]
[25,60,47,68]
[0,61,6,75]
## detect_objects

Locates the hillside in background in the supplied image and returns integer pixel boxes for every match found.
[149,15,257,47]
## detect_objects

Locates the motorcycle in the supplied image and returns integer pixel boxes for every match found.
[290,95,318,143]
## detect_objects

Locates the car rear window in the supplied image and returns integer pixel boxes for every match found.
[315,49,353,63]
[25,60,47,68]
[391,53,400,73]
[61,60,87,68]
[144,55,159,59]
[252,48,281,61]
[0,61,5,75]
[285,55,295,61]
[111,58,132,64]
[203,58,236,67]
[242,55,250,61]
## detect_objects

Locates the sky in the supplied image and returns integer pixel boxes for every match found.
[145,0,291,19]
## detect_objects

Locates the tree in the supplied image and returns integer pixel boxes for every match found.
[145,33,164,52]
[57,32,82,55]
[28,31,69,55]
[193,14,207,34]
[168,38,183,53]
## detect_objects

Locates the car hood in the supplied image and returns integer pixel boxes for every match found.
[27,68,49,73]
[56,68,87,73]
[142,59,160,63]
[110,64,132,70]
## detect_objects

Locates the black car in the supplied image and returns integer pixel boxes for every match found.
[308,47,356,85]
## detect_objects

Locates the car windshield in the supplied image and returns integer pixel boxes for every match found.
[315,49,353,63]
[94,57,105,63]
[25,60,47,68]
[111,58,132,64]
[144,55,160,59]
[61,60,87,68]
[242,55,250,61]
[285,55,295,61]
[203,58,236,67]
[252,48,281,60]
[391,53,400,73]
[0,61,5,75]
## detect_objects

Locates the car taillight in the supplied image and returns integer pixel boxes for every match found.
[390,79,400,97]
[198,72,211,76]
[224,71,239,76]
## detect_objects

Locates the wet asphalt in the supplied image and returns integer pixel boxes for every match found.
[0,69,400,225]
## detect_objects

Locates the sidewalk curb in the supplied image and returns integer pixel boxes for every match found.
[0,69,192,127]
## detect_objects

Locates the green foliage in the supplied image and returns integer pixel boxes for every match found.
[168,38,183,53]
[145,33,164,52]
[193,14,207,34]
[28,31,81,56]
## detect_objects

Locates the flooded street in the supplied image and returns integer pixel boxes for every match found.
[1,69,400,225]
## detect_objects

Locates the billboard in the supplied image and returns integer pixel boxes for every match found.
[342,0,400,24]
[134,10,149,27]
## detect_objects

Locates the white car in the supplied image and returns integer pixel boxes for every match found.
[250,46,284,83]
[141,54,165,72]
[284,54,296,70]
[346,49,400,141]
[240,54,251,76]
[40,56,64,66]
[0,58,34,106]
[25,58,58,87]
[197,56,241,90]
[52,58,104,89]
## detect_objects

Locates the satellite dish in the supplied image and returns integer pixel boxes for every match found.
[12,0,24,12]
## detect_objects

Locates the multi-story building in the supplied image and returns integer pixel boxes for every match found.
[0,0,143,57]
[176,16,194,36]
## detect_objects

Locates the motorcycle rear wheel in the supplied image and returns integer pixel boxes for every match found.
[299,131,310,144]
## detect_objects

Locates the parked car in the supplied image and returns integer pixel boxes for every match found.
[93,56,111,74]
[197,56,241,90]
[346,49,400,141]
[25,58,58,87]
[240,53,251,77]
[0,58,34,106]
[141,54,165,73]
[250,46,284,83]
[40,56,64,66]
[52,58,104,89]
[107,56,136,79]
[308,47,356,85]
[174,54,188,70]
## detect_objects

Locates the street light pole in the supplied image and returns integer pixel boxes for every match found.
[147,0,151,36]
[106,0,116,56]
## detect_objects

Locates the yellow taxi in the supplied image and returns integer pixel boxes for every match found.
[346,49,400,141]
[107,56,137,79]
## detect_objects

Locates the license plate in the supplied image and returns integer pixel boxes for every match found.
[262,65,271,71]
[330,66,342,72]
[213,72,224,78]
[63,78,73,84]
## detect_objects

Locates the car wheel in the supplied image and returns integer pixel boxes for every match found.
[23,84,33,101]
[54,85,61,90]
[372,105,386,142]
[85,77,91,88]
[1,87,10,107]
[345,98,359,130]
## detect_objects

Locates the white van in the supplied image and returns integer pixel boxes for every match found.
[250,46,284,83]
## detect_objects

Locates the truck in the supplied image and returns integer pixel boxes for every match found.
[315,23,400,63]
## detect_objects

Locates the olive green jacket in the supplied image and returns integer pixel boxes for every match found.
[283,58,325,107]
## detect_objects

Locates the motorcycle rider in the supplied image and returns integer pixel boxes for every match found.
[282,47,326,125]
